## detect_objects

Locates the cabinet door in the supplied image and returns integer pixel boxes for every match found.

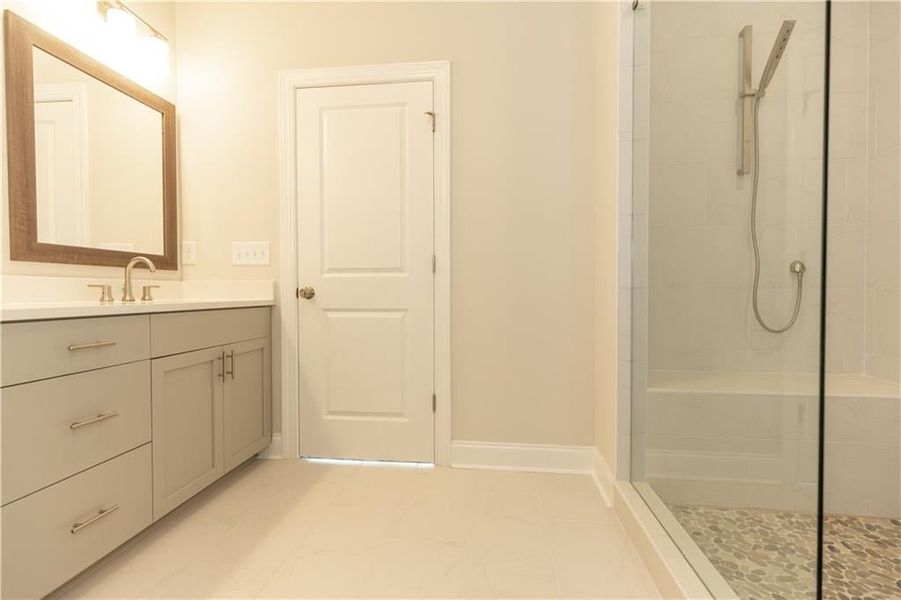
[151,346,225,519]
[223,337,272,471]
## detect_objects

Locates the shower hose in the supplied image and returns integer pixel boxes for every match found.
[750,94,805,334]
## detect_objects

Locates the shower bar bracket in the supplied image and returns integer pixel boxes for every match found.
[738,25,755,175]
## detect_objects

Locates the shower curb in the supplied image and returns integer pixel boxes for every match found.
[615,481,719,600]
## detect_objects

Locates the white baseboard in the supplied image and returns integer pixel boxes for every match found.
[591,450,615,507]
[258,433,283,460]
[450,440,595,474]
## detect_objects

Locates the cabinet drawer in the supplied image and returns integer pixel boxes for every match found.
[2,361,151,505]
[1,444,152,600]
[1,315,150,386]
[150,307,270,357]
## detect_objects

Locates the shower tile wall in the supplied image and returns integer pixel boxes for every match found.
[829,2,877,376]
[634,1,900,520]
[862,1,900,383]
[824,0,900,521]
[646,1,827,376]
[643,2,897,379]
[635,2,828,511]
[828,1,900,383]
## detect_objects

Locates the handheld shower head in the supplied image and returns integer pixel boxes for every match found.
[757,20,796,95]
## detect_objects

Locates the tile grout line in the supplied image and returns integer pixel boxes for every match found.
[534,481,565,600]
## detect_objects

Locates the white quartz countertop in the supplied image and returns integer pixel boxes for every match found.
[1,277,275,322]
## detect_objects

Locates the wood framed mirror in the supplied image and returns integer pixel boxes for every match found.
[4,10,177,270]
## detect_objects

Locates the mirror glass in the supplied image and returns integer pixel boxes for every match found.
[32,47,164,254]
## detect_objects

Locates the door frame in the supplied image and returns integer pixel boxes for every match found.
[277,61,452,465]
[33,82,90,246]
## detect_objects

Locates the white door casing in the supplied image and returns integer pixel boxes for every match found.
[278,62,451,464]
[33,83,89,246]
[297,81,434,462]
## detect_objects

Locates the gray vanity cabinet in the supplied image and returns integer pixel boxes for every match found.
[151,346,226,520]
[151,336,272,519]
[223,337,272,471]
[149,307,272,520]
[1,305,272,599]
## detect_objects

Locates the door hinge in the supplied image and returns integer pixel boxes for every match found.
[431,254,437,274]
[432,393,437,412]
[425,111,435,133]
[295,287,300,299]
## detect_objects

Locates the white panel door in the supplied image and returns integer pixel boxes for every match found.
[297,81,435,462]
[34,96,87,246]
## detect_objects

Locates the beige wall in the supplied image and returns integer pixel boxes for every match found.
[594,1,620,468]
[175,2,617,446]
[1,0,178,279]
[0,1,624,451]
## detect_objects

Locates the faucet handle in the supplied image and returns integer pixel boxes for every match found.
[141,284,161,303]
[87,284,114,304]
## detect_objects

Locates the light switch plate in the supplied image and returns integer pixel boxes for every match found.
[232,241,270,266]
[182,241,197,265]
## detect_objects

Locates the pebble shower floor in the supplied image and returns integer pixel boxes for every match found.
[671,505,901,599]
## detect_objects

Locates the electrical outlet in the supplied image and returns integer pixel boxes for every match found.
[182,241,197,265]
[232,241,270,266]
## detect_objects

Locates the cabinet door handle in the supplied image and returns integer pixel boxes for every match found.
[70,411,119,430]
[218,351,226,380]
[67,340,117,351]
[70,505,119,534]
[227,350,236,380]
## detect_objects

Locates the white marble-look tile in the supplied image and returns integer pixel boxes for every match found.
[58,460,661,599]
[150,558,282,599]
[549,521,659,599]
[58,521,233,599]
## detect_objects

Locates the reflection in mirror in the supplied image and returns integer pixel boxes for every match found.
[32,47,164,254]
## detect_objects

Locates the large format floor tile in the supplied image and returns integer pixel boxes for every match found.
[58,460,660,599]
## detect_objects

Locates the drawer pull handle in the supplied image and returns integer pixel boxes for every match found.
[67,340,117,351]
[70,411,119,430]
[70,504,119,534]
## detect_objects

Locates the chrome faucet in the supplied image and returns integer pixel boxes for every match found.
[122,256,157,303]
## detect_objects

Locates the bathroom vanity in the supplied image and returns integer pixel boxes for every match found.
[0,11,276,597]
[0,303,273,599]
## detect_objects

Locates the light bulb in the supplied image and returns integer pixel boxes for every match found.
[33,0,97,50]
[105,6,137,43]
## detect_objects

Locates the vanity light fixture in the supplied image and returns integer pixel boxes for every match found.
[96,0,169,79]
[102,1,137,42]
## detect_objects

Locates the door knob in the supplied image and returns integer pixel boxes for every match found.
[298,286,316,300]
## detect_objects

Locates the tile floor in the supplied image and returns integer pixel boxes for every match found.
[57,460,661,599]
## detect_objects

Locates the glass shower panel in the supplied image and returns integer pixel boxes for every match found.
[822,2,900,599]
[630,2,828,598]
